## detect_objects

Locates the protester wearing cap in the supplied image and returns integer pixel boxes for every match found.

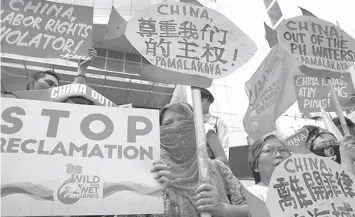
[200,88,230,162]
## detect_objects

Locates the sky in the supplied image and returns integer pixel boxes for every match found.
[215,0,355,120]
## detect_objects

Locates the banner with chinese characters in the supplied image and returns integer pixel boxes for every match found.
[294,73,355,113]
[1,0,93,60]
[1,98,162,216]
[266,154,355,217]
[277,16,355,77]
[125,2,257,80]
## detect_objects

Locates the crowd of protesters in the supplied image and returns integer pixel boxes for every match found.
[2,49,355,217]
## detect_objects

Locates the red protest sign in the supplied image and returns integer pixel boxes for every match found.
[125,2,257,84]
[284,128,311,154]
[13,84,116,107]
[1,0,93,60]
[294,73,355,113]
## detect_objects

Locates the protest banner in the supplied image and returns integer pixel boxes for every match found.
[105,6,127,40]
[284,128,311,154]
[1,0,93,60]
[12,83,117,107]
[277,15,355,77]
[243,43,303,141]
[125,2,257,80]
[294,73,355,113]
[1,98,163,216]
[266,154,355,217]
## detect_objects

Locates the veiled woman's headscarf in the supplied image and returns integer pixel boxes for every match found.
[160,102,230,217]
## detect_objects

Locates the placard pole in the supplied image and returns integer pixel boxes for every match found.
[326,78,351,137]
[191,86,211,217]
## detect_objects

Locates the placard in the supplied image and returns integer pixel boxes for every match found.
[284,128,310,154]
[277,16,355,76]
[294,73,355,112]
[125,2,257,80]
[1,98,163,216]
[1,0,93,60]
[266,154,355,217]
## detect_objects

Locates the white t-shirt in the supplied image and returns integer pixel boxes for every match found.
[247,183,269,202]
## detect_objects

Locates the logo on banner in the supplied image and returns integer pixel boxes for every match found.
[57,164,100,205]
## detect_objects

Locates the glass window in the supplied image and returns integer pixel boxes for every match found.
[214,85,230,113]
[108,50,124,60]
[90,57,106,70]
[142,57,151,64]
[132,0,151,11]
[125,53,141,62]
[96,48,107,57]
[94,0,113,8]
[213,77,226,86]
[106,59,124,72]
[124,61,141,74]
[116,0,133,11]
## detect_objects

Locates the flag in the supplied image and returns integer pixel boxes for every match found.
[264,22,278,48]
[320,106,344,141]
[299,7,317,17]
[243,44,303,141]
[105,6,127,40]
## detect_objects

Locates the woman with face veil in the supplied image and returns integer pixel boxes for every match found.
[158,102,248,217]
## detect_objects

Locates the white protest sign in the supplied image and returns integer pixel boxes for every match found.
[267,154,355,217]
[125,2,257,80]
[277,16,355,75]
[1,98,163,216]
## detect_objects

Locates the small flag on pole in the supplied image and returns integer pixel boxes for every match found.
[105,6,127,40]
[320,106,344,141]
[299,7,317,17]
[264,22,278,48]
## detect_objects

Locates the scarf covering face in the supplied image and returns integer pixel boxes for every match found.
[160,102,230,217]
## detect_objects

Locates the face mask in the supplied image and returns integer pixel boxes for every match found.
[312,145,341,164]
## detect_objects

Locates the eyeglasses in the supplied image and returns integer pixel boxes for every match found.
[260,147,290,156]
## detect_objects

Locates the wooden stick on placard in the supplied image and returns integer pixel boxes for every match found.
[326,78,351,137]
[191,87,211,217]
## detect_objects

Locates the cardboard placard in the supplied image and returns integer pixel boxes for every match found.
[277,16,355,76]
[1,98,163,216]
[284,128,311,154]
[1,0,93,60]
[294,73,355,113]
[125,2,257,80]
[267,154,355,217]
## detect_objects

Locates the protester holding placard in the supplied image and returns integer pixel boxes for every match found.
[158,102,248,217]
[303,125,342,163]
[247,133,292,201]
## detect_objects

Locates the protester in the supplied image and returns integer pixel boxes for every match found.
[303,125,355,175]
[247,130,355,202]
[332,117,355,137]
[158,102,248,217]
[26,70,59,90]
[303,125,342,163]
[200,88,230,162]
[247,133,291,201]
